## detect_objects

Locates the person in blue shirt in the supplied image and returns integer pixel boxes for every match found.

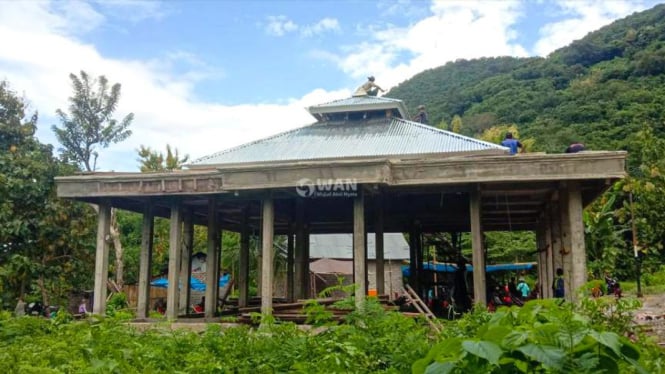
[501,132,523,155]
[552,268,565,298]
[516,277,530,299]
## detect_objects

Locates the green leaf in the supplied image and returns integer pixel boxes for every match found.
[425,361,456,374]
[502,330,529,349]
[517,344,565,371]
[481,325,512,345]
[589,331,622,356]
[619,340,640,361]
[461,340,503,366]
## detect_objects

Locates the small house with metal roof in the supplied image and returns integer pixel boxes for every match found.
[56,94,626,320]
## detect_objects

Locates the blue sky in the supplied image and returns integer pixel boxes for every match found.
[0,0,661,171]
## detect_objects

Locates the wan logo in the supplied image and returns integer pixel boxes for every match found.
[295,178,358,198]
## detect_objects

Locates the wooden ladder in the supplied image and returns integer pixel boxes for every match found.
[405,285,441,333]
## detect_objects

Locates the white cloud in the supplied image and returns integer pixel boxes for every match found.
[301,18,340,37]
[0,1,344,171]
[533,0,655,56]
[264,15,299,36]
[95,0,170,23]
[265,16,341,37]
[317,0,528,90]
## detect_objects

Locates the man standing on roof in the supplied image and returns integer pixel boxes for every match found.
[501,132,523,155]
[412,105,428,125]
[353,76,385,97]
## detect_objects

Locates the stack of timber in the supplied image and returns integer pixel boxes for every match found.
[235,296,393,325]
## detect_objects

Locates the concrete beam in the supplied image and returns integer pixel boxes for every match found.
[166,201,183,320]
[56,152,626,198]
[137,203,154,319]
[93,203,111,315]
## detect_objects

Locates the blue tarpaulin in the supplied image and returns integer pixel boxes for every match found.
[402,262,536,277]
[150,274,230,291]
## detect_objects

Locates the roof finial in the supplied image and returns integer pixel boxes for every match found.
[353,76,385,97]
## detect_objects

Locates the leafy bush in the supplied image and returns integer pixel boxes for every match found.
[414,299,653,374]
[1,298,661,373]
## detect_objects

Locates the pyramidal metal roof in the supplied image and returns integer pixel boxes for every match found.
[307,95,410,119]
[189,96,507,167]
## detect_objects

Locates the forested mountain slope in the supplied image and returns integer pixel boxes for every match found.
[388,4,665,157]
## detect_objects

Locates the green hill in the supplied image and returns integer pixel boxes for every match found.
[388,4,665,157]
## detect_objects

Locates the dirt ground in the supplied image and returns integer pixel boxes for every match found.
[634,293,665,346]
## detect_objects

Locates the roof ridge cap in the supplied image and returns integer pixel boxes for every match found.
[397,118,504,149]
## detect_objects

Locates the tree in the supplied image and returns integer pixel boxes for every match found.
[52,71,134,289]
[450,115,463,133]
[52,71,133,172]
[0,81,95,306]
[137,144,190,172]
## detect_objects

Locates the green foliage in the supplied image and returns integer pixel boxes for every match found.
[52,71,133,172]
[137,144,190,172]
[303,299,334,326]
[0,81,96,306]
[415,299,655,374]
[0,299,430,373]
[578,296,641,335]
[389,4,665,279]
[1,299,662,373]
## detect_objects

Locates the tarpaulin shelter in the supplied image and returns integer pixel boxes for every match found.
[151,274,230,291]
[402,262,537,277]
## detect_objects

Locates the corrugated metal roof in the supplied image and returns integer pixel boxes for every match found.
[311,96,403,108]
[190,118,506,166]
[309,233,409,260]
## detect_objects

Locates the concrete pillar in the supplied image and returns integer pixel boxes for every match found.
[469,188,486,306]
[408,227,417,290]
[294,198,305,300]
[137,203,154,319]
[535,223,546,298]
[550,202,563,292]
[544,205,554,298]
[179,209,194,315]
[166,201,183,320]
[92,203,111,315]
[353,190,366,309]
[205,199,220,318]
[375,196,385,295]
[287,229,294,302]
[567,182,587,301]
[238,205,250,308]
[559,187,574,301]
[304,227,310,298]
[261,196,275,316]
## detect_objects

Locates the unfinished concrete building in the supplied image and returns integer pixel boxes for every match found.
[55,95,626,320]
